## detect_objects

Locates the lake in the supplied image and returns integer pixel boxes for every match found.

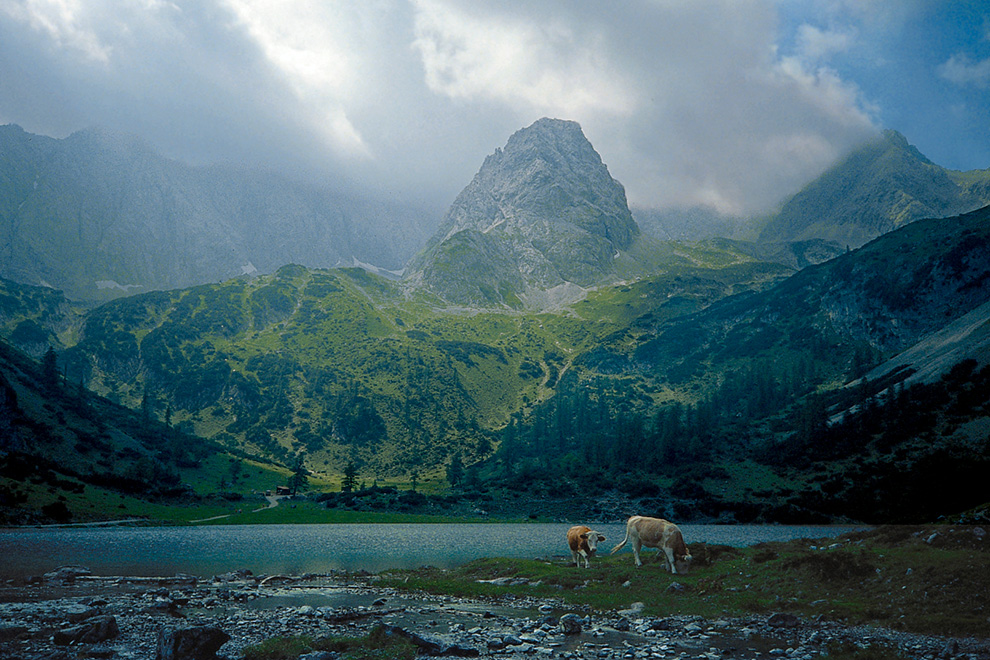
[0,523,863,580]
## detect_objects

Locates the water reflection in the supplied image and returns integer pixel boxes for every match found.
[0,523,862,579]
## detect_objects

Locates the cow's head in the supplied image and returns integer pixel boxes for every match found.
[673,553,693,575]
[581,531,606,555]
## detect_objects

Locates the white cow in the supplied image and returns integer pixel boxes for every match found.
[610,515,692,574]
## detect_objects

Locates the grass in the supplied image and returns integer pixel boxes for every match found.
[243,625,416,660]
[197,499,493,525]
[375,527,990,639]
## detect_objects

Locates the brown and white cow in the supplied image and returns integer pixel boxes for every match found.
[567,525,607,568]
[610,516,692,574]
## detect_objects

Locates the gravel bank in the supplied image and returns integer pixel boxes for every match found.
[0,568,987,660]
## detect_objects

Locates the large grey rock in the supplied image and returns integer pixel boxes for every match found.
[53,615,119,645]
[381,624,479,657]
[44,566,91,583]
[767,612,800,628]
[559,613,584,635]
[65,603,100,623]
[156,624,230,660]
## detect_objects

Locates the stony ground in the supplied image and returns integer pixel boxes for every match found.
[0,568,987,660]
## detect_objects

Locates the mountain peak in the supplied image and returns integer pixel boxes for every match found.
[409,118,639,307]
[758,130,989,247]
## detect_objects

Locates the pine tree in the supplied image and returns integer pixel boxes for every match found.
[41,346,60,394]
[290,455,308,495]
[341,461,358,493]
[446,452,464,487]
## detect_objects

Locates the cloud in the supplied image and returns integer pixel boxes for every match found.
[408,0,879,214]
[939,54,990,90]
[411,0,635,118]
[221,0,372,158]
[0,0,111,63]
[0,0,885,217]
[936,14,990,90]
[794,24,855,61]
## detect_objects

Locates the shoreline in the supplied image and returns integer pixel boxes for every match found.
[1,568,986,660]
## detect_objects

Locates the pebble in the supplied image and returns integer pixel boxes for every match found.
[0,572,985,660]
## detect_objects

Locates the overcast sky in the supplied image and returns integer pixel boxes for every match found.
[1,0,987,216]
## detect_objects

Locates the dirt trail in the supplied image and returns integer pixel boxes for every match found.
[189,494,284,523]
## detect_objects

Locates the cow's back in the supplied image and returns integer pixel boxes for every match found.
[631,516,671,547]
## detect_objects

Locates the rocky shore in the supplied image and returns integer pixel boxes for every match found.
[0,566,987,660]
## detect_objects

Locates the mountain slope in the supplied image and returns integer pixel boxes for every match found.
[854,299,990,390]
[0,338,281,525]
[493,206,990,523]
[0,124,436,302]
[624,205,990,382]
[759,130,990,248]
[408,118,639,307]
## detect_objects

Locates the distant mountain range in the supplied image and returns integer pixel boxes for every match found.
[633,130,990,251]
[3,121,987,307]
[0,124,438,302]
[1,118,989,524]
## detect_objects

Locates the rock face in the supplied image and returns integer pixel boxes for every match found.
[409,118,639,307]
[0,124,434,303]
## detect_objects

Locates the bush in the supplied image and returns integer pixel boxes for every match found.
[41,500,72,523]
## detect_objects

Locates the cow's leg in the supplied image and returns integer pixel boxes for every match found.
[663,547,677,574]
[580,551,590,569]
[632,539,643,567]
[571,549,579,567]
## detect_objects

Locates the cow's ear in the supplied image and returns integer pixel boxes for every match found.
[580,533,589,540]
[598,535,606,541]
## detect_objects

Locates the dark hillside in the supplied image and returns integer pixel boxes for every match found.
[486,206,990,523]
[0,339,233,524]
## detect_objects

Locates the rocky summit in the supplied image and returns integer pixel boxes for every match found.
[408,118,639,307]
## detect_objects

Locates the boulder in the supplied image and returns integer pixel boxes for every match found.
[0,624,29,641]
[767,613,800,628]
[380,624,479,657]
[156,624,230,660]
[65,603,100,623]
[44,566,91,583]
[53,615,119,645]
[559,613,583,635]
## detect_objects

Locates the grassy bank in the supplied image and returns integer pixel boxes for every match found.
[374,526,989,639]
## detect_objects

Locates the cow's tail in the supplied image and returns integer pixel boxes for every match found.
[610,530,629,555]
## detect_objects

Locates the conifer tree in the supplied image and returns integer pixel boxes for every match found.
[290,455,308,495]
[446,452,464,487]
[341,461,358,492]
[41,346,60,394]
